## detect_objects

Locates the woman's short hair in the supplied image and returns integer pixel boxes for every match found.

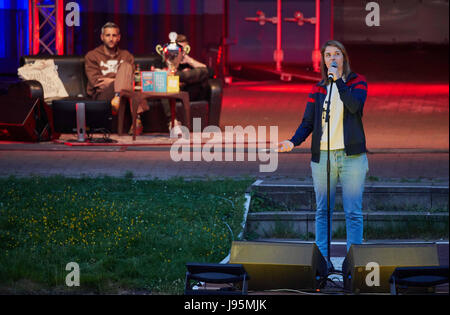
[101,22,120,35]
[320,40,351,82]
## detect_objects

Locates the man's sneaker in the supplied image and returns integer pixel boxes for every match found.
[111,95,120,115]
[172,124,184,137]
[168,119,182,131]
[168,119,184,136]
[128,115,143,136]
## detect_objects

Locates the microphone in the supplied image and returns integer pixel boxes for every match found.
[328,61,337,81]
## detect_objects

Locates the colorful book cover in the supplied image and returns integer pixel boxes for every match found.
[167,75,180,93]
[154,71,167,92]
[141,71,154,92]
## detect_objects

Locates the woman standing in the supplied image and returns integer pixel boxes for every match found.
[278,40,369,268]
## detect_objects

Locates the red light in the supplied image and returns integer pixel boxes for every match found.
[241,84,312,93]
[239,82,449,96]
[56,0,64,55]
[368,83,448,96]
[216,46,222,65]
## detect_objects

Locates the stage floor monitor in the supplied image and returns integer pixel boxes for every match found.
[229,241,327,291]
[342,243,440,294]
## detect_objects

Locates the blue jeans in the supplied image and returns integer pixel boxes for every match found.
[311,150,369,258]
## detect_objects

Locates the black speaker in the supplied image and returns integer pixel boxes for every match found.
[184,263,250,295]
[342,243,440,294]
[0,97,53,142]
[229,241,327,291]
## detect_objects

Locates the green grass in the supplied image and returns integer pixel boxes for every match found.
[0,176,253,294]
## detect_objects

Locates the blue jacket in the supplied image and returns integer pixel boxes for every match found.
[289,72,368,163]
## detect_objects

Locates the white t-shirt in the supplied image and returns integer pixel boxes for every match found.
[320,82,345,150]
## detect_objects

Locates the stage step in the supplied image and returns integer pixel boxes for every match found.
[246,211,449,239]
[249,180,449,212]
[245,180,449,239]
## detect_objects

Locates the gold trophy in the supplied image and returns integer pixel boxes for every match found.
[156,32,190,75]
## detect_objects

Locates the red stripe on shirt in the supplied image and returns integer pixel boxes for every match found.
[352,83,368,91]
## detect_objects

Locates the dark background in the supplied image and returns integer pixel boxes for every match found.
[0,0,448,78]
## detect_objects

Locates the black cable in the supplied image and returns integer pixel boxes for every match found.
[87,128,117,143]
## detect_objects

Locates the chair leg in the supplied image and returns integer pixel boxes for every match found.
[118,96,127,136]
[131,98,137,141]
[170,99,176,128]
[181,94,191,130]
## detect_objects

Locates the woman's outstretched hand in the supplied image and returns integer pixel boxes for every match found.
[277,140,294,152]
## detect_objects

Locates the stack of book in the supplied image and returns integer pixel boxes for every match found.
[140,71,179,93]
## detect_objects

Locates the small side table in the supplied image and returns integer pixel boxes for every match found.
[118,90,191,140]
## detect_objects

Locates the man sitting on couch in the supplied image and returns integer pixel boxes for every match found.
[85,21,146,135]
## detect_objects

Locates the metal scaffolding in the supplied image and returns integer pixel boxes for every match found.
[28,0,64,55]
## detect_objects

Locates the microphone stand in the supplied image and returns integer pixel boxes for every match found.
[324,76,335,273]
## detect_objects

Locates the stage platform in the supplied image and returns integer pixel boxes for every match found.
[0,77,448,182]
[0,44,448,295]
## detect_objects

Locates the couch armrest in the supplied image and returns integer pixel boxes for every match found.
[207,78,223,127]
[8,80,44,102]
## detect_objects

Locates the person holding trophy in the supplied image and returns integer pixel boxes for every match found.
[156,32,211,132]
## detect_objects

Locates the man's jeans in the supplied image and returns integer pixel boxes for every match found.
[311,150,369,258]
